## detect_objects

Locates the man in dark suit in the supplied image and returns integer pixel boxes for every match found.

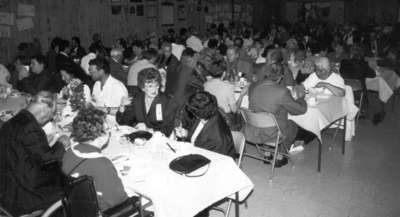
[166,48,205,106]
[245,64,307,166]
[109,48,127,84]
[0,93,68,216]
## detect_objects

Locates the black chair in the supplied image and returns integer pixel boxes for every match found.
[42,175,153,217]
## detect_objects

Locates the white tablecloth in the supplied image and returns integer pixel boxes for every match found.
[102,130,254,217]
[366,67,400,103]
[288,93,358,141]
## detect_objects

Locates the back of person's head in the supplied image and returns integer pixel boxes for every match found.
[132,40,145,49]
[180,28,188,36]
[261,63,283,82]
[58,39,70,52]
[181,48,196,58]
[185,91,218,120]
[207,39,219,49]
[350,45,364,60]
[89,57,110,74]
[72,36,81,45]
[50,37,62,50]
[206,60,226,78]
[33,91,55,109]
[31,54,48,68]
[137,68,161,89]
[71,106,106,143]
[267,49,283,65]
[89,44,102,54]
[143,48,159,61]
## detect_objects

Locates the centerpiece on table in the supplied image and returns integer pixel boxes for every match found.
[58,79,86,128]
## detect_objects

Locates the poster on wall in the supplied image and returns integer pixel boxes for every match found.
[0,12,14,25]
[137,5,144,16]
[17,3,35,17]
[0,25,10,38]
[161,3,174,25]
[16,17,33,31]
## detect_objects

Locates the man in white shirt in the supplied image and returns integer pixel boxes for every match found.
[299,57,345,97]
[89,57,128,108]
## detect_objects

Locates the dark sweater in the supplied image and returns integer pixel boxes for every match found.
[62,144,128,211]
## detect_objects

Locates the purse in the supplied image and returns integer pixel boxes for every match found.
[125,131,153,141]
[169,154,211,177]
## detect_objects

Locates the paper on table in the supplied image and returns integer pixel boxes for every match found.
[0,12,14,25]
[17,4,35,17]
[16,17,34,31]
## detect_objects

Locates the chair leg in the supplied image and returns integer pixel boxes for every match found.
[270,144,279,181]
[356,92,364,126]
[225,199,233,217]
[342,116,347,155]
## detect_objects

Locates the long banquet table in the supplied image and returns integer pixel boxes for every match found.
[99,128,254,217]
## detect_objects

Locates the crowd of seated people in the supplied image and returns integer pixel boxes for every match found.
[1,20,400,216]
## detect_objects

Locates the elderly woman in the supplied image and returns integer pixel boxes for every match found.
[17,55,53,95]
[116,68,179,136]
[175,91,236,158]
[62,106,128,211]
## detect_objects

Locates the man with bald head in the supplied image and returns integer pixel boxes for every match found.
[298,57,345,97]
[0,92,67,215]
[110,47,127,84]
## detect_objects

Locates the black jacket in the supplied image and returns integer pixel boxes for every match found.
[0,110,65,215]
[17,70,53,94]
[116,92,179,136]
[340,58,376,89]
[185,112,236,158]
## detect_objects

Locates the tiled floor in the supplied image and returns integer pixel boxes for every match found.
[212,101,400,217]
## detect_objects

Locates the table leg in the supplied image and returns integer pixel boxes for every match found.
[235,192,239,217]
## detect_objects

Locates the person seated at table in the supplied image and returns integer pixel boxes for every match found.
[327,42,349,63]
[109,48,127,84]
[17,55,53,95]
[340,45,376,90]
[89,57,128,109]
[245,64,308,167]
[203,59,247,129]
[62,106,128,211]
[256,48,294,86]
[175,91,236,159]
[59,63,92,103]
[0,93,68,216]
[126,48,157,97]
[296,57,346,97]
[225,46,253,81]
[168,48,206,107]
[116,68,179,136]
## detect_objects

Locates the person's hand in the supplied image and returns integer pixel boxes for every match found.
[17,66,30,80]
[293,84,306,99]
[57,135,71,149]
[120,96,132,107]
[174,126,188,138]
[135,122,148,131]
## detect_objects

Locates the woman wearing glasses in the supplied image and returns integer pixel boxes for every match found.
[116,68,179,136]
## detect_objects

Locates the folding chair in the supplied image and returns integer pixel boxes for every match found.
[212,131,246,217]
[41,175,153,217]
[344,79,364,125]
[240,109,292,181]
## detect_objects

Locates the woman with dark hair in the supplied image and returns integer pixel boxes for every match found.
[175,91,236,158]
[62,106,128,211]
[116,68,179,136]
[58,64,92,104]
[17,54,53,94]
